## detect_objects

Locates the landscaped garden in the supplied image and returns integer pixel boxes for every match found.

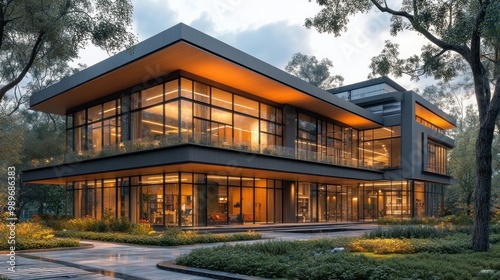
[1,213,261,251]
[176,218,500,280]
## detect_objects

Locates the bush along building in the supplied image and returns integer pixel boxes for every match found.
[22,23,456,227]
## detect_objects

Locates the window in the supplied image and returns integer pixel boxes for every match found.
[427,139,447,175]
[360,126,401,169]
[67,76,283,154]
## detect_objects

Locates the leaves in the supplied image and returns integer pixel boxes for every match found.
[0,0,137,100]
[285,52,344,89]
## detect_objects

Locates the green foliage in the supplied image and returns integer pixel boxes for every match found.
[306,0,500,251]
[55,229,261,246]
[366,226,448,239]
[0,222,79,250]
[285,52,344,89]
[377,214,474,226]
[0,0,137,100]
[176,232,500,279]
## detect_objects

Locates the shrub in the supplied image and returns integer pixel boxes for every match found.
[349,238,415,254]
[0,222,80,251]
[366,225,448,239]
[55,229,261,246]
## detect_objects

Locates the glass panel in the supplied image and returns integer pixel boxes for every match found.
[363,129,373,141]
[373,127,392,139]
[234,114,259,149]
[193,184,206,226]
[67,114,72,129]
[276,108,283,124]
[103,118,118,147]
[194,118,210,144]
[74,126,84,153]
[181,184,193,226]
[260,120,276,134]
[211,88,232,110]
[134,105,164,139]
[131,92,140,110]
[141,85,163,107]
[297,183,311,222]
[180,78,192,99]
[194,81,210,103]
[229,186,241,224]
[254,187,266,223]
[165,101,179,135]
[234,95,259,117]
[194,103,210,119]
[141,184,164,225]
[211,122,232,145]
[66,128,74,152]
[103,179,116,219]
[103,100,117,119]
[74,110,85,126]
[207,183,227,225]
[89,121,102,152]
[373,139,390,168]
[260,103,276,121]
[212,108,232,124]
[391,138,401,167]
[180,100,192,141]
[94,181,102,220]
[242,187,254,223]
[118,179,130,219]
[164,79,178,101]
[165,183,179,226]
[87,105,102,123]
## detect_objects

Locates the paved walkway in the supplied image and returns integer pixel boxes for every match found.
[1,223,377,280]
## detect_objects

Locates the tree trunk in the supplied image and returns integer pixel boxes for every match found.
[472,123,494,251]
[466,193,472,216]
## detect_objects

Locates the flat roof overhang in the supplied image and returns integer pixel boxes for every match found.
[414,99,456,130]
[22,144,383,185]
[29,23,382,130]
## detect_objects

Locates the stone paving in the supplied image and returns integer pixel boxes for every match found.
[0,223,377,280]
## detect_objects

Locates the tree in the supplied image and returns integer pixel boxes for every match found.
[285,52,344,89]
[306,0,500,252]
[448,106,479,215]
[0,0,136,101]
[15,110,67,218]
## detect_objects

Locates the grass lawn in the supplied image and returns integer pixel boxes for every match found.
[176,225,500,280]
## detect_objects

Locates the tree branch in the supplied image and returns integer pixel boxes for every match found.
[369,0,469,58]
[0,31,45,100]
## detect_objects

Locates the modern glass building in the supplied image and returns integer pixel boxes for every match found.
[22,24,456,226]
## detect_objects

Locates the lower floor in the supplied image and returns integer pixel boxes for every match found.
[68,172,444,226]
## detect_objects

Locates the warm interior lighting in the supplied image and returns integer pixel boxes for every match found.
[358,147,388,157]
[415,103,455,129]
[146,89,178,101]
[207,175,259,181]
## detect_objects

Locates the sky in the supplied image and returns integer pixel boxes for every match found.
[77,0,436,92]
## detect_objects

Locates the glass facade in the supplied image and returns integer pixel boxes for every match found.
[335,83,398,101]
[68,173,445,225]
[67,77,283,154]
[296,113,359,167]
[61,75,447,226]
[69,173,284,226]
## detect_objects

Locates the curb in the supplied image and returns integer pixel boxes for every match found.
[157,261,269,280]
